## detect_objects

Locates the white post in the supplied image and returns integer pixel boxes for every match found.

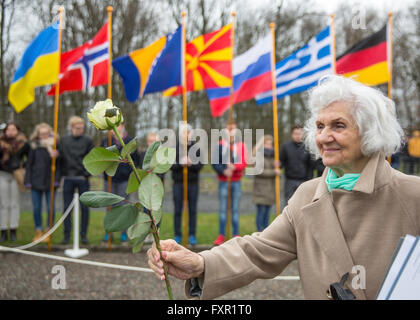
[64,192,89,258]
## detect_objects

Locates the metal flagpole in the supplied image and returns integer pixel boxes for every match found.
[387,12,393,100]
[47,6,64,252]
[226,12,235,241]
[330,14,337,74]
[270,23,281,216]
[106,6,113,251]
[387,12,393,164]
[181,11,189,247]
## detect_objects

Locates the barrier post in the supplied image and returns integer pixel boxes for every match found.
[64,193,89,258]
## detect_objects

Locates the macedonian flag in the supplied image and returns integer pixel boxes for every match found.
[164,24,232,96]
[336,24,390,86]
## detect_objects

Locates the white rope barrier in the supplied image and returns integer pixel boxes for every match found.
[0,244,299,280]
[0,245,154,273]
[11,197,75,250]
[0,192,300,281]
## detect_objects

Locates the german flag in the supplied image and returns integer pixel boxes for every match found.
[164,24,232,96]
[336,24,390,86]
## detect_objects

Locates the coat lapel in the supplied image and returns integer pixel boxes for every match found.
[301,165,368,300]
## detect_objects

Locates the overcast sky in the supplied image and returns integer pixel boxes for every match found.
[7,0,417,60]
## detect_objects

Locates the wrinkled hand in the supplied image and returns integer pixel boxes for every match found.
[147,239,204,281]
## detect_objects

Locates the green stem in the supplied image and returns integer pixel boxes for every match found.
[112,125,174,300]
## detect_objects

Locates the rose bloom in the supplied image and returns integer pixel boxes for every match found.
[87,99,123,130]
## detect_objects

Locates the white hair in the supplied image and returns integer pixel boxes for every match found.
[304,75,404,159]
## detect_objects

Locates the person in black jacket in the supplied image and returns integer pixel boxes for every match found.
[171,125,203,245]
[59,116,94,244]
[101,123,139,243]
[24,123,61,242]
[280,125,314,204]
[0,122,30,242]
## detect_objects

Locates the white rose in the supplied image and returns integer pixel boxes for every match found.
[87,99,123,130]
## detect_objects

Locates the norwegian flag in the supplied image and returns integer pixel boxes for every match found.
[48,22,109,95]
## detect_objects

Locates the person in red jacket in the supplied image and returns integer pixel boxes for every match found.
[211,123,248,245]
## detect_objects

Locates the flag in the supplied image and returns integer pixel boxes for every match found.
[47,22,109,95]
[163,24,232,96]
[336,24,389,86]
[206,34,272,117]
[112,26,182,102]
[8,23,59,112]
[256,26,333,105]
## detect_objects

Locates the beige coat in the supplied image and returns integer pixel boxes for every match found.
[189,153,420,299]
[252,152,276,206]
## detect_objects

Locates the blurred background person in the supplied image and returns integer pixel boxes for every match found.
[60,116,94,245]
[252,135,280,232]
[280,125,314,204]
[170,124,203,245]
[408,129,420,175]
[212,122,248,246]
[101,123,139,243]
[24,123,61,242]
[0,122,30,242]
[400,133,410,173]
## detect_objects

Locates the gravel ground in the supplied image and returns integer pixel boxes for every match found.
[0,247,303,300]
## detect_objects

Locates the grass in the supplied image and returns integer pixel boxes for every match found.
[3,210,277,247]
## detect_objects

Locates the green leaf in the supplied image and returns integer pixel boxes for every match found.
[138,173,164,211]
[106,145,120,155]
[127,212,152,240]
[126,169,148,194]
[105,162,119,177]
[151,147,176,174]
[142,141,160,170]
[104,204,138,233]
[152,208,163,225]
[121,138,138,158]
[132,237,145,254]
[79,191,125,208]
[83,147,120,176]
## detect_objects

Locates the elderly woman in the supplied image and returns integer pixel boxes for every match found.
[147,75,420,300]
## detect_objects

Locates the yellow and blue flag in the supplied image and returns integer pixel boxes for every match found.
[112,26,182,102]
[8,23,60,113]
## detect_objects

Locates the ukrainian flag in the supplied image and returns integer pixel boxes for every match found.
[8,23,59,113]
[112,26,182,102]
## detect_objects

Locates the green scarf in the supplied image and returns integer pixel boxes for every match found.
[325,168,361,192]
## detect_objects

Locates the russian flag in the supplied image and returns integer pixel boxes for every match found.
[207,35,272,117]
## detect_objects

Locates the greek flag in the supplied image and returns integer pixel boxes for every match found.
[255,26,333,105]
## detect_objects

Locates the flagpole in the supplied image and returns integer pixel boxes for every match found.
[226,11,235,241]
[47,6,64,252]
[181,11,189,247]
[387,12,393,99]
[269,23,281,216]
[387,12,393,164]
[106,6,113,251]
[330,14,337,74]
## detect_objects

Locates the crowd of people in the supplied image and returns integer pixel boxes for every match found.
[0,112,419,245]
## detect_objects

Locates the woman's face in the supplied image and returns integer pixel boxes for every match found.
[315,101,367,175]
[264,139,273,149]
[38,127,51,140]
[5,125,18,139]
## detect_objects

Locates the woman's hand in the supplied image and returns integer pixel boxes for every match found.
[147,239,205,281]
